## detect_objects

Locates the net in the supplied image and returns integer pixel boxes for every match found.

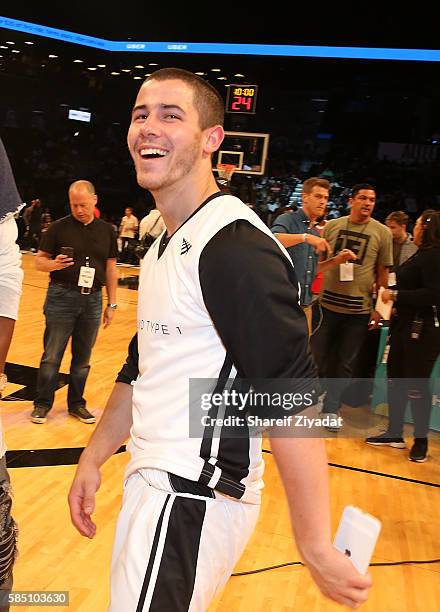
[216,163,236,187]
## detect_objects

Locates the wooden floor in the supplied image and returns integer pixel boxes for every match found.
[2,254,439,611]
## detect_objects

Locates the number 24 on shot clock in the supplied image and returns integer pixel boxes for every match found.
[226,84,258,114]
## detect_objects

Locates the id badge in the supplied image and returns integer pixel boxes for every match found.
[78,266,96,288]
[388,272,397,286]
[339,262,354,281]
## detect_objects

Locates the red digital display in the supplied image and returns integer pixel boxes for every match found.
[226,85,258,114]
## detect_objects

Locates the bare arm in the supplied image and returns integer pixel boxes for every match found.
[35,250,74,273]
[103,258,118,328]
[68,382,133,537]
[269,428,372,608]
[274,232,332,255]
[0,317,15,374]
[375,264,389,291]
[317,249,357,273]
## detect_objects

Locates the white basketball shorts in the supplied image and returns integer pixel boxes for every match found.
[109,468,260,611]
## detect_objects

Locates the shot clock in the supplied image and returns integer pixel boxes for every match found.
[226,85,258,114]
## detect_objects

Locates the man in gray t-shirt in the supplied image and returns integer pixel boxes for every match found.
[311,184,393,428]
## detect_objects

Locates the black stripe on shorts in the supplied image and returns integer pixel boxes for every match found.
[147,496,207,611]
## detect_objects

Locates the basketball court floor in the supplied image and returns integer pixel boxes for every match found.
[2,254,439,611]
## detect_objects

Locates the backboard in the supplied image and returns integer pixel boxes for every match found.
[213,131,270,176]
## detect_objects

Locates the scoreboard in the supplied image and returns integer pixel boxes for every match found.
[225,85,258,114]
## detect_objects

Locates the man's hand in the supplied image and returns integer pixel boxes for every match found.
[334,249,357,265]
[381,289,394,304]
[304,545,372,608]
[52,254,75,271]
[103,306,115,328]
[368,309,382,330]
[68,460,101,538]
[306,234,332,256]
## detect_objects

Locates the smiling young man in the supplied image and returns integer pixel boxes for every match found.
[311,184,393,428]
[69,69,371,611]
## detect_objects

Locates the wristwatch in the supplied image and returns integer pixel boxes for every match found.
[107,303,118,310]
[0,373,7,393]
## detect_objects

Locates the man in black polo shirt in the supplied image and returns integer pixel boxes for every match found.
[31,180,118,424]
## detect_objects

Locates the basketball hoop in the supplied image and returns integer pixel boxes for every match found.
[216,163,236,188]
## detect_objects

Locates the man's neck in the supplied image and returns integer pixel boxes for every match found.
[349,212,371,224]
[154,173,219,236]
[301,207,316,227]
[394,232,407,244]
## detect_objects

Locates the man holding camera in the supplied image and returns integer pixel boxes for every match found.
[31,180,118,425]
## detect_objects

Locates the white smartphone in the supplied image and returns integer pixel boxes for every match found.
[333,505,381,574]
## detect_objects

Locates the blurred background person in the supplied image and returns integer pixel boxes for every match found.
[385,210,418,286]
[139,206,165,240]
[367,210,440,462]
[118,206,139,263]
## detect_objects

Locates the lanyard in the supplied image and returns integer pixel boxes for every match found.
[345,217,371,237]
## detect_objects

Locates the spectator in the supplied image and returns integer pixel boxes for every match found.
[30,180,118,425]
[367,210,440,462]
[385,211,418,286]
[311,184,393,430]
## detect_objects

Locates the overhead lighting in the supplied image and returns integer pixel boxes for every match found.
[134,65,145,69]
[144,73,151,77]
[234,73,244,77]
[24,41,34,45]
[211,68,221,72]
[73,59,83,63]
[217,76,227,80]
[97,64,106,68]
[111,71,120,75]
[0,46,7,49]
[5,41,15,45]
[195,72,205,76]
[122,69,131,72]
[148,62,158,66]
[133,76,142,79]
[11,50,20,54]
[48,54,58,58]
[87,67,97,71]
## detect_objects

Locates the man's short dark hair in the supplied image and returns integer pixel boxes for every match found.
[351,183,376,198]
[385,211,409,227]
[144,68,225,130]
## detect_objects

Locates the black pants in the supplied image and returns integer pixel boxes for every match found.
[387,316,440,438]
[311,307,370,413]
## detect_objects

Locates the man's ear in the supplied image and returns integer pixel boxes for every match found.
[204,125,225,154]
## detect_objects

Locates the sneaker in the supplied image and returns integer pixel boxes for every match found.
[366,433,406,448]
[320,412,343,432]
[68,406,96,424]
[31,405,50,424]
[409,438,428,463]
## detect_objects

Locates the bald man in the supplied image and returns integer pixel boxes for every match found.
[31,180,118,425]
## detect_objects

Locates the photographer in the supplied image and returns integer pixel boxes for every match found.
[367,210,440,462]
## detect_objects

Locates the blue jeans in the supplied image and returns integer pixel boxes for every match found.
[311,307,370,414]
[34,285,102,412]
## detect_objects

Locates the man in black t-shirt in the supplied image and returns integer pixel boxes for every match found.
[31,180,118,425]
